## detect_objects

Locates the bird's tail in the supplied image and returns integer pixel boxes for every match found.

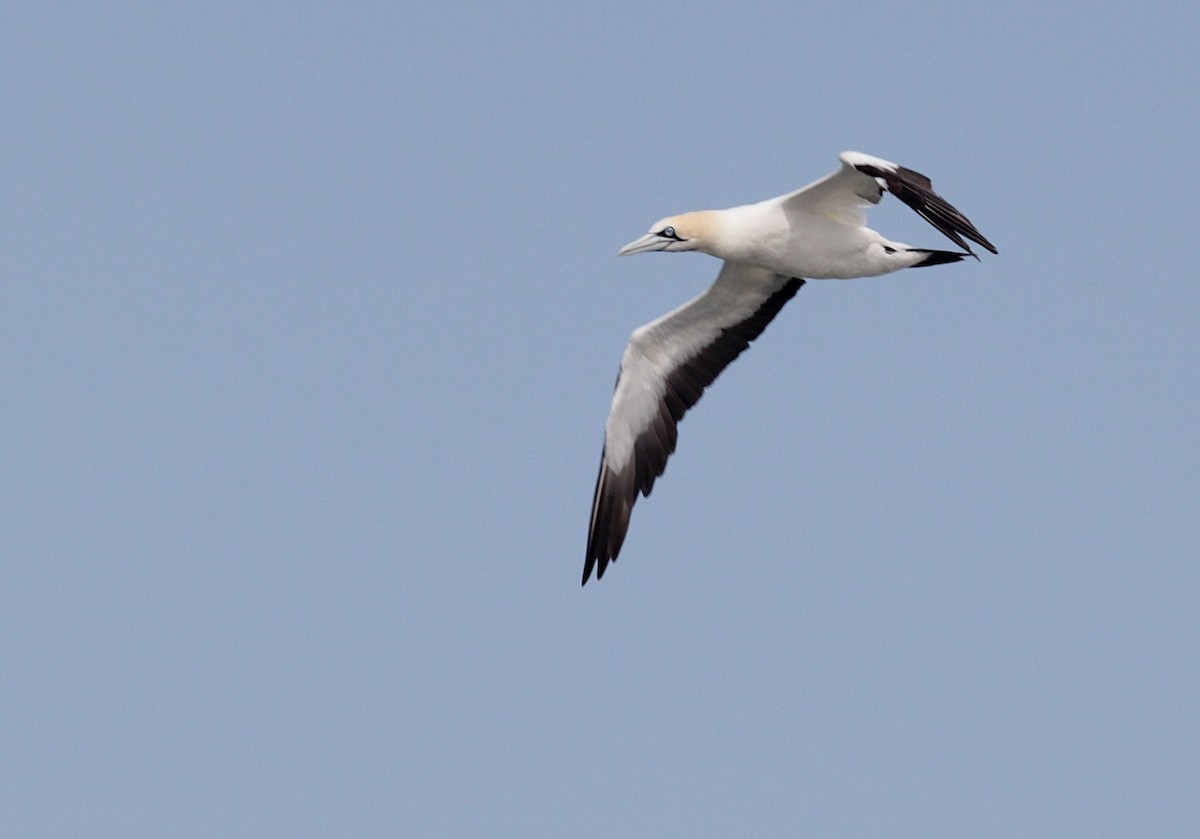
[908,248,973,267]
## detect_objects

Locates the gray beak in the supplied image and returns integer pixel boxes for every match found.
[618,233,669,256]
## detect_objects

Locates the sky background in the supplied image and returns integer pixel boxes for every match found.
[3,2,1198,836]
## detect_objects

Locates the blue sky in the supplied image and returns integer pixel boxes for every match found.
[3,3,1198,836]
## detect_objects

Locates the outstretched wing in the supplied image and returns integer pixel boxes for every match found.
[584,263,804,584]
[784,150,998,257]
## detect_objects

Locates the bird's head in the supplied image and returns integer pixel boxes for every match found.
[618,211,717,256]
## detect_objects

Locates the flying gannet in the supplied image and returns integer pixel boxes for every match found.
[583,151,997,584]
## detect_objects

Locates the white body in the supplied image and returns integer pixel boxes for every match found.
[709,195,923,279]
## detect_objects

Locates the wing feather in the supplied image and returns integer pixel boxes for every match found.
[784,151,997,257]
[583,264,805,583]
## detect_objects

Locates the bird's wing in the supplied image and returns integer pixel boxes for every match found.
[583,263,804,584]
[783,151,998,257]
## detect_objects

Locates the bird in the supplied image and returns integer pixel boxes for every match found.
[582,151,997,585]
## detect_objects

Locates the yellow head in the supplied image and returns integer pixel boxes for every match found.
[618,211,719,256]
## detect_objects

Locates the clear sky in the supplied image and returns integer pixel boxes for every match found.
[3,3,1198,836]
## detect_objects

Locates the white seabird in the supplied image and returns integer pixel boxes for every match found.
[583,151,997,584]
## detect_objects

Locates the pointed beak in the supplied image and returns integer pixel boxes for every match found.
[618,233,668,256]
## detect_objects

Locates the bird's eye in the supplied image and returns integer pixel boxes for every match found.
[660,226,678,240]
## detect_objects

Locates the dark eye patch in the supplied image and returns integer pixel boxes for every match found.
[659,226,681,240]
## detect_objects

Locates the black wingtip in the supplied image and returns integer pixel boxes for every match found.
[582,558,609,585]
[856,161,997,258]
[581,555,606,585]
